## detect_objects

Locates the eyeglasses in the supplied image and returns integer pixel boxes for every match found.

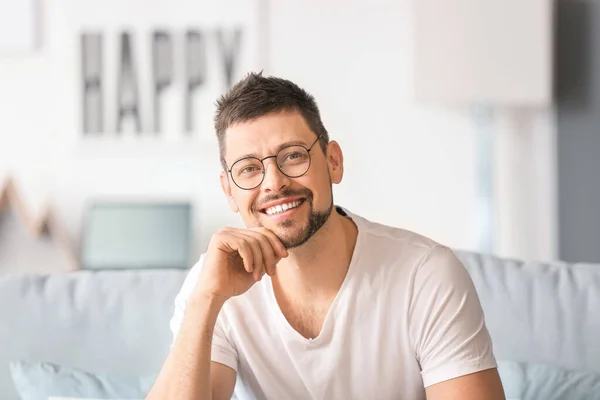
[227,135,323,190]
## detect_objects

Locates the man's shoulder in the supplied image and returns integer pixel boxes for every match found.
[350,210,442,254]
[348,210,464,282]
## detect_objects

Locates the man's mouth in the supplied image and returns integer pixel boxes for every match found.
[261,199,305,215]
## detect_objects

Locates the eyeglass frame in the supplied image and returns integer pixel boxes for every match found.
[226,134,324,190]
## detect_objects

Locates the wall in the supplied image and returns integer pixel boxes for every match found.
[0,0,558,270]
[0,210,74,273]
[556,1,600,263]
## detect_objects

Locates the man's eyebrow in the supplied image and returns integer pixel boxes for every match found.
[231,140,310,164]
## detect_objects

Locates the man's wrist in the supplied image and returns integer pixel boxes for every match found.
[187,290,228,312]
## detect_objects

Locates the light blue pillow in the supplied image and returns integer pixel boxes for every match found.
[9,360,156,400]
[498,360,600,400]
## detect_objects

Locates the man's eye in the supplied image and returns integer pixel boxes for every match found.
[241,166,260,174]
[285,152,305,161]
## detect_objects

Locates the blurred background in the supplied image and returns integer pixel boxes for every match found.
[0,0,578,274]
[4,1,600,399]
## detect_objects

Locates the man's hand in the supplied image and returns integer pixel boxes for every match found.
[194,227,289,302]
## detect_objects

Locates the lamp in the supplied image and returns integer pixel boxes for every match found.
[413,0,553,252]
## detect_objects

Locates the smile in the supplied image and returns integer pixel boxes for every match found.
[264,200,304,215]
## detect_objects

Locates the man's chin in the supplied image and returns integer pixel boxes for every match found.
[277,232,311,250]
[267,222,310,249]
[272,221,303,238]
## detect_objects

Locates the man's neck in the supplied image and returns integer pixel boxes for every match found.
[272,208,358,305]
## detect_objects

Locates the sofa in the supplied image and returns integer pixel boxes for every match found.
[1,251,600,399]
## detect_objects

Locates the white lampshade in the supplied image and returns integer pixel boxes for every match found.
[413,0,553,106]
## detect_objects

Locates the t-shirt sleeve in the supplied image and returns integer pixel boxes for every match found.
[169,256,239,372]
[408,245,497,387]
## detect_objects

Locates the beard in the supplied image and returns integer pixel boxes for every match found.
[278,198,333,249]
[253,188,334,249]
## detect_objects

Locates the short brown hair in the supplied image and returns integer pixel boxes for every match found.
[214,72,329,170]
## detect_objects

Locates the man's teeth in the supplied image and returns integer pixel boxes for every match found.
[265,200,301,215]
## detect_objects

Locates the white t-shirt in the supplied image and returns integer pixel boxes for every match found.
[170,208,497,399]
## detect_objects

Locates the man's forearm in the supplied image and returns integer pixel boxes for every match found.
[146,294,226,400]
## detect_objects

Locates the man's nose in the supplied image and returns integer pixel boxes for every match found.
[261,158,291,192]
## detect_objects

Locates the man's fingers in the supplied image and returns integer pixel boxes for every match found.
[234,239,254,273]
[243,230,277,276]
[240,233,265,281]
[215,227,285,281]
[253,227,288,259]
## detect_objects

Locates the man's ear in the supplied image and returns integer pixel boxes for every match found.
[326,141,344,184]
[220,171,239,213]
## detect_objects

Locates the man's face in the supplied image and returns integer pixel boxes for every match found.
[220,111,344,249]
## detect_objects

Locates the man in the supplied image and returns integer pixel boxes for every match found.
[147,73,506,400]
